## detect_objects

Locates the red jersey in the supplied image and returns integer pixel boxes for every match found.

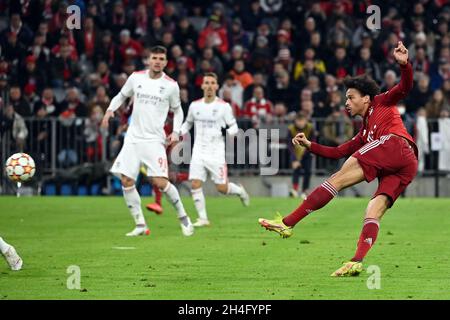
[311,62,418,159]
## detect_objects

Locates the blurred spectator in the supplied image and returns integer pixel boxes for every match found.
[271,101,290,124]
[438,108,450,171]
[50,44,82,88]
[326,18,352,50]
[430,55,450,90]
[321,105,354,172]
[84,105,105,162]
[131,4,151,40]
[353,47,381,82]
[293,47,326,83]
[408,31,433,62]
[19,55,47,93]
[1,31,26,66]
[108,1,130,36]
[411,47,431,79]
[28,32,51,69]
[415,108,429,173]
[174,17,198,48]
[34,88,59,117]
[0,73,9,103]
[221,88,242,118]
[200,47,223,78]
[327,46,351,83]
[74,16,100,61]
[241,1,265,31]
[426,89,449,119]
[244,72,266,102]
[306,75,326,112]
[118,29,143,65]
[406,74,432,116]
[268,70,297,113]
[59,87,88,118]
[249,35,272,74]
[51,34,78,62]
[9,85,31,117]
[229,18,251,50]
[300,100,314,120]
[89,86,111,113]
[287,112,314,199]
[198,15,229,55]
[244,85,273,128]
[230,59,254,89]
[94,31,119,70]
[380,70,397,92]
[0,13,33,47]
[0,102,28,151]
[219,73,244,109]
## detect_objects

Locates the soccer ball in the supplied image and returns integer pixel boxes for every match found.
[5,153,36,183]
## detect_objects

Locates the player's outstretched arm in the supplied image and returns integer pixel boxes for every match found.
[380,41,413,105]
[293,132,365,160]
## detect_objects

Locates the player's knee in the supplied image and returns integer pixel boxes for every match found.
[153,177,168,190]
[191,180,202,189]
[327,171,345,190]
[216,184,228,194]
[121,176,135,188]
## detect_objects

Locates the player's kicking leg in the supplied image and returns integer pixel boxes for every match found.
[121,175,150,237]
[153,177,194,236]
[213,162,250,207]
[216,182,250,206]
[0,236,23,271]
[259,156,365,237]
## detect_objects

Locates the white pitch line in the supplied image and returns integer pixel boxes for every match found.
[112,246,136,250]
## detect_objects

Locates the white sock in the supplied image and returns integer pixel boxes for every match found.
[163,183,188,219]
[227,182,243,196]
[191,188,208,220]
[122,185,146,227]
[0,237,10,254]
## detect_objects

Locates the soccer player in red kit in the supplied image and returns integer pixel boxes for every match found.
[259,41,418,276]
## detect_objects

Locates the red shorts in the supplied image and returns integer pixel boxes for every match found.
[352,134,418,207]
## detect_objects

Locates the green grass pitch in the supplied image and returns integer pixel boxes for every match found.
[1,196,449,300]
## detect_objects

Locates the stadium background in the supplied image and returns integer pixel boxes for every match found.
[0,0,449,197]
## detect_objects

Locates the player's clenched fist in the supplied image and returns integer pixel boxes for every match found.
[393,41,408,65]
[292,132,312,149]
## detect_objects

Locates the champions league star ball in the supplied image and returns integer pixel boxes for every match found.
[5,153,36,182]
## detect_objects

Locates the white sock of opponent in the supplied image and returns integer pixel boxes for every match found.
[227,182,244,196]
[163,183,189,226]
[0,237,11,254]
[122,185,146,226]
[191,188,208,221]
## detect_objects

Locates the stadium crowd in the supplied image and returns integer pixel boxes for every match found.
[0,0,450,189]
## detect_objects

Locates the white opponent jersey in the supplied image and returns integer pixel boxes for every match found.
[120,70,181,143]
[185,97,237,160]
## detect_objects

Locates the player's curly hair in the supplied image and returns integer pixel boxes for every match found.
[343,74,380,100]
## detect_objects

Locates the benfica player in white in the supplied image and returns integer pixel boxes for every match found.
[101,46,194,237]
[181,73,250,227]
[0,236,22,270]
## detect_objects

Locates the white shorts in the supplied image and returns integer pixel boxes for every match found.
[189,158,228,185]
[110,140,168,180]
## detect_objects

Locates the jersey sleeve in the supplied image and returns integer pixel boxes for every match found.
[310,131,365,159]
[224,103,237,127]
[180,103,194,135]
[120,73,134,98]
[169,83,181,111]
[376,62,413,106]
